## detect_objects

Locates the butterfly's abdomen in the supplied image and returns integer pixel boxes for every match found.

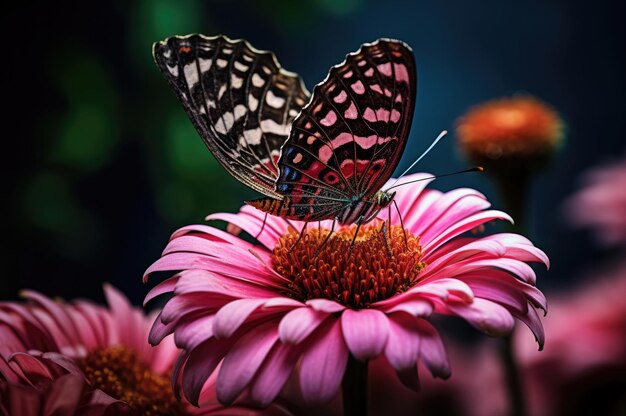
[246,197,292,218]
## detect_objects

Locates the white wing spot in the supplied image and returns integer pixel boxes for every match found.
[261,119,289,136]
[343,70,353,79]
[252,73,265,87]
[222,48,233,55]
[199,58,212,72]
[234,61,249,71]
[233,104,247,119]
[218,84,227,99]
[162,49,172,58]
[231,74,244,89]
[265,90,285,108]
[243,128,263,145]
[248,95,259,111]
[215,112,234,134]
[183,63,199,86]
[216,59,228,68]
[167,64,179,77]
[364,68,374,77]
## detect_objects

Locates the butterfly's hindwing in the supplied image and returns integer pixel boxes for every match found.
[276,39,417,222]
[153,34,310,198]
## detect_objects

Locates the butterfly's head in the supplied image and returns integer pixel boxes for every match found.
[375,190,396,209]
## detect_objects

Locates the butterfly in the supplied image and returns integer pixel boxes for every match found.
[153,34,416,229]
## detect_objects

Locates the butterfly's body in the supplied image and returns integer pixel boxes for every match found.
[249,189,395,225]
[153,34,416,228]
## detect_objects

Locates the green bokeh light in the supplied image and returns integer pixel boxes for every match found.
[49,51,120,172]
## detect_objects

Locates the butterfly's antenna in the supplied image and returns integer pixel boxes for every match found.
[385,166,484,192]
[388,130,449,189]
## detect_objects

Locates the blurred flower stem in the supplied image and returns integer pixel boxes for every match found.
[493,164,530,232]
[493,162,531,416]
[343,356,368,416]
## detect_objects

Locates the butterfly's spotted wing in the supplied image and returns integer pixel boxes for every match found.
[275,39,417,221]
[153,34,310,198]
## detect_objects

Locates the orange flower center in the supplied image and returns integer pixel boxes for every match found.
[78,345,187,415]
[273,222,424,308]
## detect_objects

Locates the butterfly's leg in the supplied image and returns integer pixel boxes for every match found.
[314,218,337,258]
[255,213,269,240]
[379,220,393,257]
[392,200,409,250]
[289,222,310,252]
[348,217,365,256]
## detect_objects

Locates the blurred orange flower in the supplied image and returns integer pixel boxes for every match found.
[456,96,564,161]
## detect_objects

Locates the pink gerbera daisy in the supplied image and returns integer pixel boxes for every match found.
[0,285,291,415]
[144,173,549,408]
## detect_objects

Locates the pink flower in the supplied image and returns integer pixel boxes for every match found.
[0,285,289,415]
[566,156,626,247]
[144,173,549,407]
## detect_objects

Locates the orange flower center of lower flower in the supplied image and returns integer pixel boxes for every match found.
[78,345,187,415]
[273,223,425,308]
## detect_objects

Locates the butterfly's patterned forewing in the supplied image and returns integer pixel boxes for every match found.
[275,40,417,221]
[153,34,310,198]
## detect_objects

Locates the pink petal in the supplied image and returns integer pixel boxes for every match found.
[414,189,490,240]
[341,309,389,361]
[172,224,257,249]
[8,353,54,383]
[250,343,303,407]
[217,322,279,404]
[173,314,214,350]
[279,307,330,344]
[516,303,545,350]
[305,299,346,313]
[213,298,269,339]
[415,320,450,379]
[398,190,442,230]
[447,298,516,337]
[148,311,176,346]
[174,269,279,299]
[423,210,514,252]
[384,312,421,370]
[182,338,234,406]
[143,276,179,306]
[299,318,348,404]
[206,211,283,251]
[44,373,85,415]
[20,291,79,346]
[379,298,434,317]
